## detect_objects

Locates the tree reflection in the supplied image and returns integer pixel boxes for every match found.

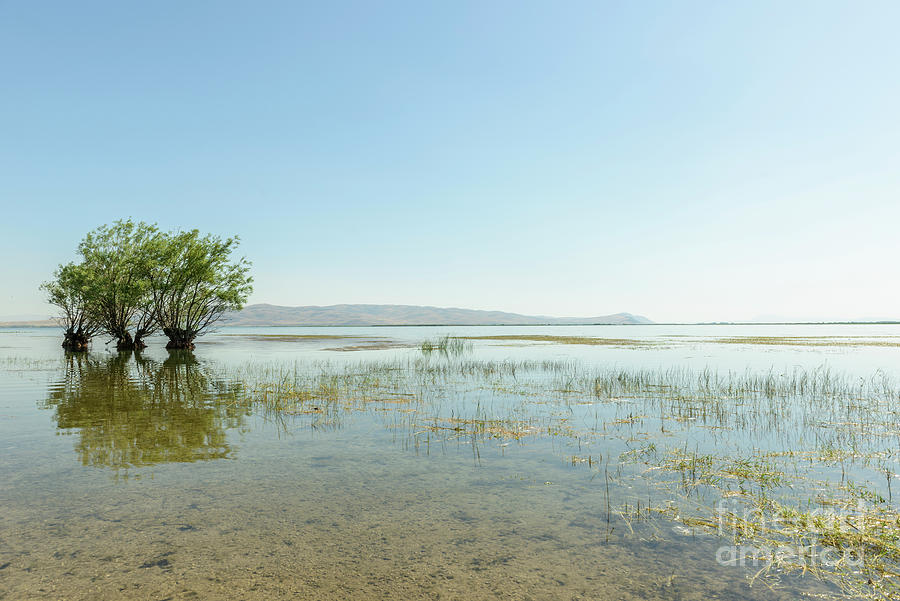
[41,351,250,468]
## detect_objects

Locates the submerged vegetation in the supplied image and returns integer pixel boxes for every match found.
[227,356,900,598]
[41,220,252,352]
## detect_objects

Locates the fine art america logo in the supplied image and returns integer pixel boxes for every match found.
[713,498,867,569]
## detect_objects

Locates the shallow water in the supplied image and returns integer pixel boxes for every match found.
[3,325,898,599]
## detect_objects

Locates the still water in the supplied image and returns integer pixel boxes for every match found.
[2,325,898,600]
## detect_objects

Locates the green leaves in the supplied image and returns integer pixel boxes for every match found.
[144,228,253,348]
[77,219,160,347]
[42,220,253,351]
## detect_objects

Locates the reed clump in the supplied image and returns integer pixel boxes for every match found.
[420,335,473,356]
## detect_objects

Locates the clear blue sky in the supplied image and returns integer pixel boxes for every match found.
[2,1,898,322]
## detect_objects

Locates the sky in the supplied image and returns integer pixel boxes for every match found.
[1,1,899,323]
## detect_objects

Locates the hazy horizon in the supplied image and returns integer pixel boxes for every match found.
[2,1,898,323]
[3,301,898,325]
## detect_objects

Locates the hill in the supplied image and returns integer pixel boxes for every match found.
[0,319,59,327]
[224,304,653,326]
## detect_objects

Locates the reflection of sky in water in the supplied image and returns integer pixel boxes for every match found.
[203,324,900,376]
[0,325,896,599]
[5,323,900,375]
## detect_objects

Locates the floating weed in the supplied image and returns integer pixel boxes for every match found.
[652,490,900,600]
[567,455,599,467]
[723,458,787,488]
[423,417,540,440]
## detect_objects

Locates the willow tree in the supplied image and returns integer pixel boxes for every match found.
[146,230,252,350]
[41,262,101,351]
[78,220,159,351]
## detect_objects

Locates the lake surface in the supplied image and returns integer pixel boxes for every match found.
[2,324,899,600]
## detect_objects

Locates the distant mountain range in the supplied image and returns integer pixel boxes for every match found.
[5,306,899,327]
[0,318,58,327]
[224,304,654,326]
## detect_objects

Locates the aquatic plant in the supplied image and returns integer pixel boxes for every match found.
[420,334,473,357]
[227,356,900,598]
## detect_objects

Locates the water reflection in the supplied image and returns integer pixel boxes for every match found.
[41,351,250,468]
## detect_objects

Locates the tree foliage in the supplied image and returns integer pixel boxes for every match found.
[146,230,253,349]
[77,220,159,350]
[42,221,252,352]
[41,262,102,351]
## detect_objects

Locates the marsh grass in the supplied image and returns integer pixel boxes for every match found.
[649,489,900,600]
[0,356,63,371]
[420,334,473,356]
[618,443,900,598]
[227,356,900,598]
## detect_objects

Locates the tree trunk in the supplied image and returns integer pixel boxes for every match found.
[166,339,196,350]
[62,331,90,352]
[133,328,150,351]
[114,332,148,351]
[116,331,136,352]
[164,328,196,350]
